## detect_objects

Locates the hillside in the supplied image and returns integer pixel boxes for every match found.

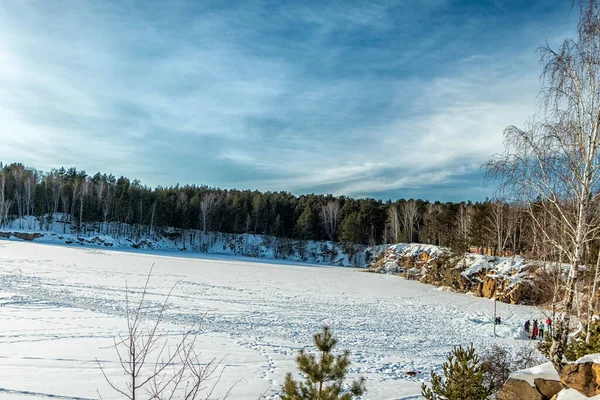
[0,214,386,267]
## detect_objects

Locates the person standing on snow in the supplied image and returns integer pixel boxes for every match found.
[546,317,553,337]
[524,320,530,334]
[532,320,539,340]
[539,321,545,340]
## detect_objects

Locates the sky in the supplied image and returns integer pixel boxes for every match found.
[0,0,576,202]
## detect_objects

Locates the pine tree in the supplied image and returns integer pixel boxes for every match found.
[421,344,490,400]
[564,320,600,361]
[280,326,365,400]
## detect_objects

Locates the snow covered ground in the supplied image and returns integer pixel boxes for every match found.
[0,240,540,399]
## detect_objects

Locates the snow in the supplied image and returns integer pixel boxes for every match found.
[387,243,449,259]
[575,353,600,364]
[508,362,560,386]
[557,389,600,399]
[0,240,541,399]
[1,214,387,268]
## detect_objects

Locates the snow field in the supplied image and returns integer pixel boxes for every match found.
[0,240,539,399]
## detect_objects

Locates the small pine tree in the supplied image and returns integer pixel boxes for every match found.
[280,326,365,400]
[421,344,490,400]
[564,320,600,361]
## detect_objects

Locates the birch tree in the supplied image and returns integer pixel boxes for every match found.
[199,192,219,234]
[457,203,473,255]
[24,171,37,229]
[12,165,24,228]
[320,201,341,241]
[387,204,401,243]
[485,0,600,370]
[0,171,10,228]
[400,200,419,243]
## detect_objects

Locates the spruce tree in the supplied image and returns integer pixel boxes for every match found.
[280,326,365,400]
[421,344,490,400]
[564,320,600,361]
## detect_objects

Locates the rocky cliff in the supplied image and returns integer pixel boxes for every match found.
[368,244,540,305]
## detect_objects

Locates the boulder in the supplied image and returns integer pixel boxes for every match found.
[560,360,600,397]
[534,378,564,399]
[498,362,562,400]
[496,378,544,400]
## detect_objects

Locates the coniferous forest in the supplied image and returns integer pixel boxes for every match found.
[0,161,568,262]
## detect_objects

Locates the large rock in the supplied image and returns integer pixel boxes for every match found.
[0,231,43,241]
[560,361,600,397]
[534,378,564,399]
[498,362,562,400]
[496,378,544,400]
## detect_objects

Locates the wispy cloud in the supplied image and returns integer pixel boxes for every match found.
[0,0,574,201]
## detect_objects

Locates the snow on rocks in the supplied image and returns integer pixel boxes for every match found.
[0,214,386,268]
[370,242,449,274]
[557,388,600,399]
[575,353,600,364]
[509,362,561,386]
[497,362,562,400]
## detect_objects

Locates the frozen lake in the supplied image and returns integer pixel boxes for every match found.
[0,240,537,399]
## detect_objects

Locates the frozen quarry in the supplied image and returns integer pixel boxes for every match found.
[0,240,539,400]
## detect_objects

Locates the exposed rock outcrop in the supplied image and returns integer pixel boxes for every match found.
[497,356,600,399]
[496,378,545,400]
[368,244,540,305]
[0,231,44,241]
[560,358,600,397]
[497,362,562,400]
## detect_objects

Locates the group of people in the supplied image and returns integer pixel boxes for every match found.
[524,317,553,340]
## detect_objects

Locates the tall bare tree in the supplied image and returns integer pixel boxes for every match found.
[485,0,600,370]
[0,171,10,228]
[199,192,219,234]
[457,203,473,255]
[386,204,401,244]
[320,201,341,241]
[12,165,25,228]
[487,201,507,256]
[24,171,37,229]
[400,200,419,243]
[78,178,89,235]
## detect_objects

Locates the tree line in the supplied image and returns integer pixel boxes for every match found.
[4,160,597,267]
[0,161,543,255]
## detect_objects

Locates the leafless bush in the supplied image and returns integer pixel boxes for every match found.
[480,343,546,396]
[97,266,235,400]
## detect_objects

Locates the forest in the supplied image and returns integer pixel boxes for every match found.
[0,161,544,259]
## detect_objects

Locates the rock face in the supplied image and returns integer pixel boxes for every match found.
[496,378,545,400]
[497,362,563,400]
[0,231,43,241]
[368,245,540,305]
[534,378,564,399]
[560,361,600,397]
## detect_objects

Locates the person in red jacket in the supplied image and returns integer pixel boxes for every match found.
[532,320,539,339]
[546,317,553,337]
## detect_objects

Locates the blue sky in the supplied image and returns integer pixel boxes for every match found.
[0,0,574,201]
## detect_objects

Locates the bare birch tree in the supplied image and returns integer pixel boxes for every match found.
[457,203,473,255]
[320,201,341,241]
[400,200,419,243]
[487,201,506,256]
[386,204,401,244]
[78,178,89,235]
[485,0,600,370]
[0,171,10,228]
[24,171,37,229]
[199,193,219,234]
[97,267,234,400]
[12,165,24,228]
